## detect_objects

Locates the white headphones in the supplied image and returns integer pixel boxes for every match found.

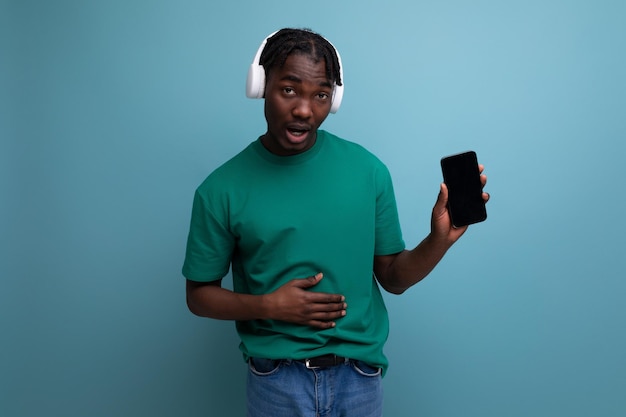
[245,30,344,114]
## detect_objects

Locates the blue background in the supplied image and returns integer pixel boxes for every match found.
[2,0,625,416]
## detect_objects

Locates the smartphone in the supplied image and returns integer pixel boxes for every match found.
[440,151,487,227]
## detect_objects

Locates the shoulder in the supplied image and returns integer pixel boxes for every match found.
[191,141,262,206]
[198,141,257,186]
[319,130,386,167]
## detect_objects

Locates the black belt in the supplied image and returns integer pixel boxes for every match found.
[297,354,348,369]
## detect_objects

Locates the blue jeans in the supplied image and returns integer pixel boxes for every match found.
[247,358,383,417]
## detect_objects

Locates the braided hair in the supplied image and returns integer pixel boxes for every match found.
[259,28,343,87]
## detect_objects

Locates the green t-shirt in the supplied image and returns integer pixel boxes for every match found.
[182,130,405,373]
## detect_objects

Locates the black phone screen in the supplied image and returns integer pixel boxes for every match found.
[440,151,487,227]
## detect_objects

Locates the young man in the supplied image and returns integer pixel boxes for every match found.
[183,28,488,417]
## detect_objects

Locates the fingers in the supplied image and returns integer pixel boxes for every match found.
[303,291,347,324]
[478,163,489,202]
[279,273,347,328]
[295,272,324,289]
[310,319,341,329]
[477,172,489,204]
[298,299,346,329]
[308,300,347,315]
[305,304,347,329]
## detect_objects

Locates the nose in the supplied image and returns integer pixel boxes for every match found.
[292,97,313,119]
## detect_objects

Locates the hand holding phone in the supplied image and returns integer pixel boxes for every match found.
[440,151,487,227]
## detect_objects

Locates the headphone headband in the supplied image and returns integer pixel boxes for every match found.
[245,30,344,114]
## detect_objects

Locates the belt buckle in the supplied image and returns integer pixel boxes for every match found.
[304,358,320,369]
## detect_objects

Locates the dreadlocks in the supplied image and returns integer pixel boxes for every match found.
[259,28,343,87]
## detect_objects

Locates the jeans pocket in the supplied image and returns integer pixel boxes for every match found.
[351,361,382,377]
[249,358,282,376]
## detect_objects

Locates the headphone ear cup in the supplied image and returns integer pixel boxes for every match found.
[246,63,265,98]
[246,31,276,99]
[330,83,343,114]
[328,37,344,113]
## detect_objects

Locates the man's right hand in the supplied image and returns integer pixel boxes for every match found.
[264,273,347,329]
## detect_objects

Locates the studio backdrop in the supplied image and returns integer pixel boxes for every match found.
[2,1,625,416]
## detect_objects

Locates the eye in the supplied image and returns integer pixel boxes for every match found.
[283,87,296,95]
[317,92,330,100]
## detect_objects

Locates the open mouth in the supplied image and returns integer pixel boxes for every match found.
[286,125,311,142]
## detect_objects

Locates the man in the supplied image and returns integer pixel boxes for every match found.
[182,28,488,417]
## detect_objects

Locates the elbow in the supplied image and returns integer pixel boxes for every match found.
[186,284,210,317]
[381,283,408,295]
[186,294,202,316]
[376,277,408,295]
[185,278,219,318]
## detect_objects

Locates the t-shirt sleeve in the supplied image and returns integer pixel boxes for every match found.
[374,163,406,256]
[181,188,234,282]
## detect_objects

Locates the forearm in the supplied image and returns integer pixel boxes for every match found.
[186,281,269,321]
[186,275,347,329]
[376,233,453,294]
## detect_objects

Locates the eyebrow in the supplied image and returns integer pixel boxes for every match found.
[280,75,332,88]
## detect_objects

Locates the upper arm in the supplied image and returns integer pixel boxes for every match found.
[373,254,394,281]
[186,278,222,296]
[186,278,221,288]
